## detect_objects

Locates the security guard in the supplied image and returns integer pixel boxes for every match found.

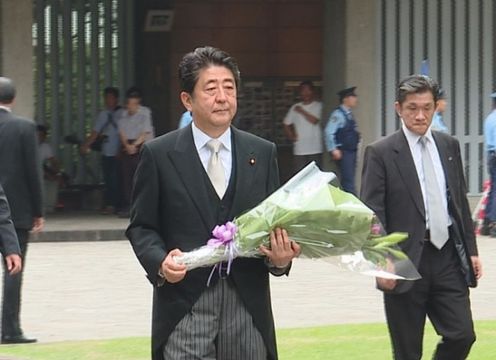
[483,92,496,236]
[431,88,449,133]
[324,86,360,194]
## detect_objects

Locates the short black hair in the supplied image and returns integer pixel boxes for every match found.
[0,77,16,104]
[104,86,119,98]
[125,86,142,99]
[396,75,439,105]
[178,46,241,95]
[37,124,48,134]
[299,80,315,90]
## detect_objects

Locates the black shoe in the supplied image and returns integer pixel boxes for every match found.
[1,335,37,344]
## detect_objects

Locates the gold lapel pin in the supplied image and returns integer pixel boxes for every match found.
[249,158,256,165]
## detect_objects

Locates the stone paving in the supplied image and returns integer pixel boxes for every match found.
[0,234,494,344]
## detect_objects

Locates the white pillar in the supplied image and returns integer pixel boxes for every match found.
[0,0,35,119]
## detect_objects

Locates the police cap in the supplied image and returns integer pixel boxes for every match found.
[337,86,357,101]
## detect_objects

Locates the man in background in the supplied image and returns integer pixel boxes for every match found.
[431,88,449,133]
[483,92,496,236]
[81,87,122,215]
[283,81,323,173]
[361,75,481,360]
[117,87,154,217]
[0,77,44,344]
[324,87,360,194]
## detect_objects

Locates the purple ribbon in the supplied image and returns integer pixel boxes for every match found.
[206,221,238,286]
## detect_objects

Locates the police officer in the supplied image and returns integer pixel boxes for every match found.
[483,92,496,236]
[431,88,449,133]
[324,86,360,194]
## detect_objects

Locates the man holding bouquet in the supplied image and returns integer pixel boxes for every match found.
[127,46,300,360]
[361,75,482,360]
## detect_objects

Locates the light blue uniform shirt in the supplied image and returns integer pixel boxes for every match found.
[324,106,348,151]
[431,112,449,133]
[484,109,496,152]
[178,111,193,129]
[94,108,121,157]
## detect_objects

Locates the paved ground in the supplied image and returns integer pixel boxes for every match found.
[1,212,495,344]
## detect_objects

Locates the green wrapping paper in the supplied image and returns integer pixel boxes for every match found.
[175,162,421,281]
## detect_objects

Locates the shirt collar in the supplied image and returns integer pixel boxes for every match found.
[0,105,12,112]
[401,120,434,149]
[191,121,232,152]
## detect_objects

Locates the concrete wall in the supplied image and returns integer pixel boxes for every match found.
[0,0,34,119]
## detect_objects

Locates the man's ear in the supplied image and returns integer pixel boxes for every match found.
[180,92,193,111]
[394,101,401,117]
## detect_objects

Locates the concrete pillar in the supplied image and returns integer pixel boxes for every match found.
[0,0,35,119]
[345,0,380,191]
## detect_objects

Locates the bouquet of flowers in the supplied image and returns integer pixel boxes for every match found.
[175,162,421,281]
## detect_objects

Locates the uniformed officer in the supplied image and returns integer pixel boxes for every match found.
[431,88,449,133]
[483,92,496,236]
[324,86,360,194]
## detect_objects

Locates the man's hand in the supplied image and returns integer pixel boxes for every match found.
[161,249,187,284]
[471,256,483,280]
[126,144,138,155]
[5,254,22,275]
[376,258,397,290]
[376,277,397,291]
[331,149,342,161]
[32,217,44,233]
[79,144,91,155]
[259,228,301,268]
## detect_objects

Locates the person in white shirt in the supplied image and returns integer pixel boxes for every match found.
[283,81,323,173]
[37,125,63,213]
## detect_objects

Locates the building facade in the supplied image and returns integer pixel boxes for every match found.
[0,0,494,194]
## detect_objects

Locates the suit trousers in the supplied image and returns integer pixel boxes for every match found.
[163,278,267,360]
[2,229,29,337]
[384,238,475,360]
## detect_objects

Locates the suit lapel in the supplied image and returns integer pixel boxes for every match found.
[392,130,426,218]
[167,126,216,232]
[228,127,257,220]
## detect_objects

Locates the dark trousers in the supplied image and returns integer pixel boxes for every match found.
[384,239,475,360]
[121,152,140,209]
[485,153,496,221]
[293,154,322,174]
[2,229,29,338]
[101,155,121,209]
[337,150,357,195]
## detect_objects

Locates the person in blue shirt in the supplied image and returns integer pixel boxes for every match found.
[81,87,122,214]
[324,86,360,194]
[431,88,449,133]
[178,110,193,129]
[483,92,496,236]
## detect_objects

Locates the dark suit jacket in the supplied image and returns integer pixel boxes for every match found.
[0,109,43,229]
[0,182,20,256]
[127,125,281,360]
[361,129,478,293]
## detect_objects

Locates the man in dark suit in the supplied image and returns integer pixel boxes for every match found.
[0,183,22,276]
[361,75,482,360]
[0,77,44,344]
[127,47,300,360]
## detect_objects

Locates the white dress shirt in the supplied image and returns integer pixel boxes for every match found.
[191,122,232,188]
[401,122,451,228]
